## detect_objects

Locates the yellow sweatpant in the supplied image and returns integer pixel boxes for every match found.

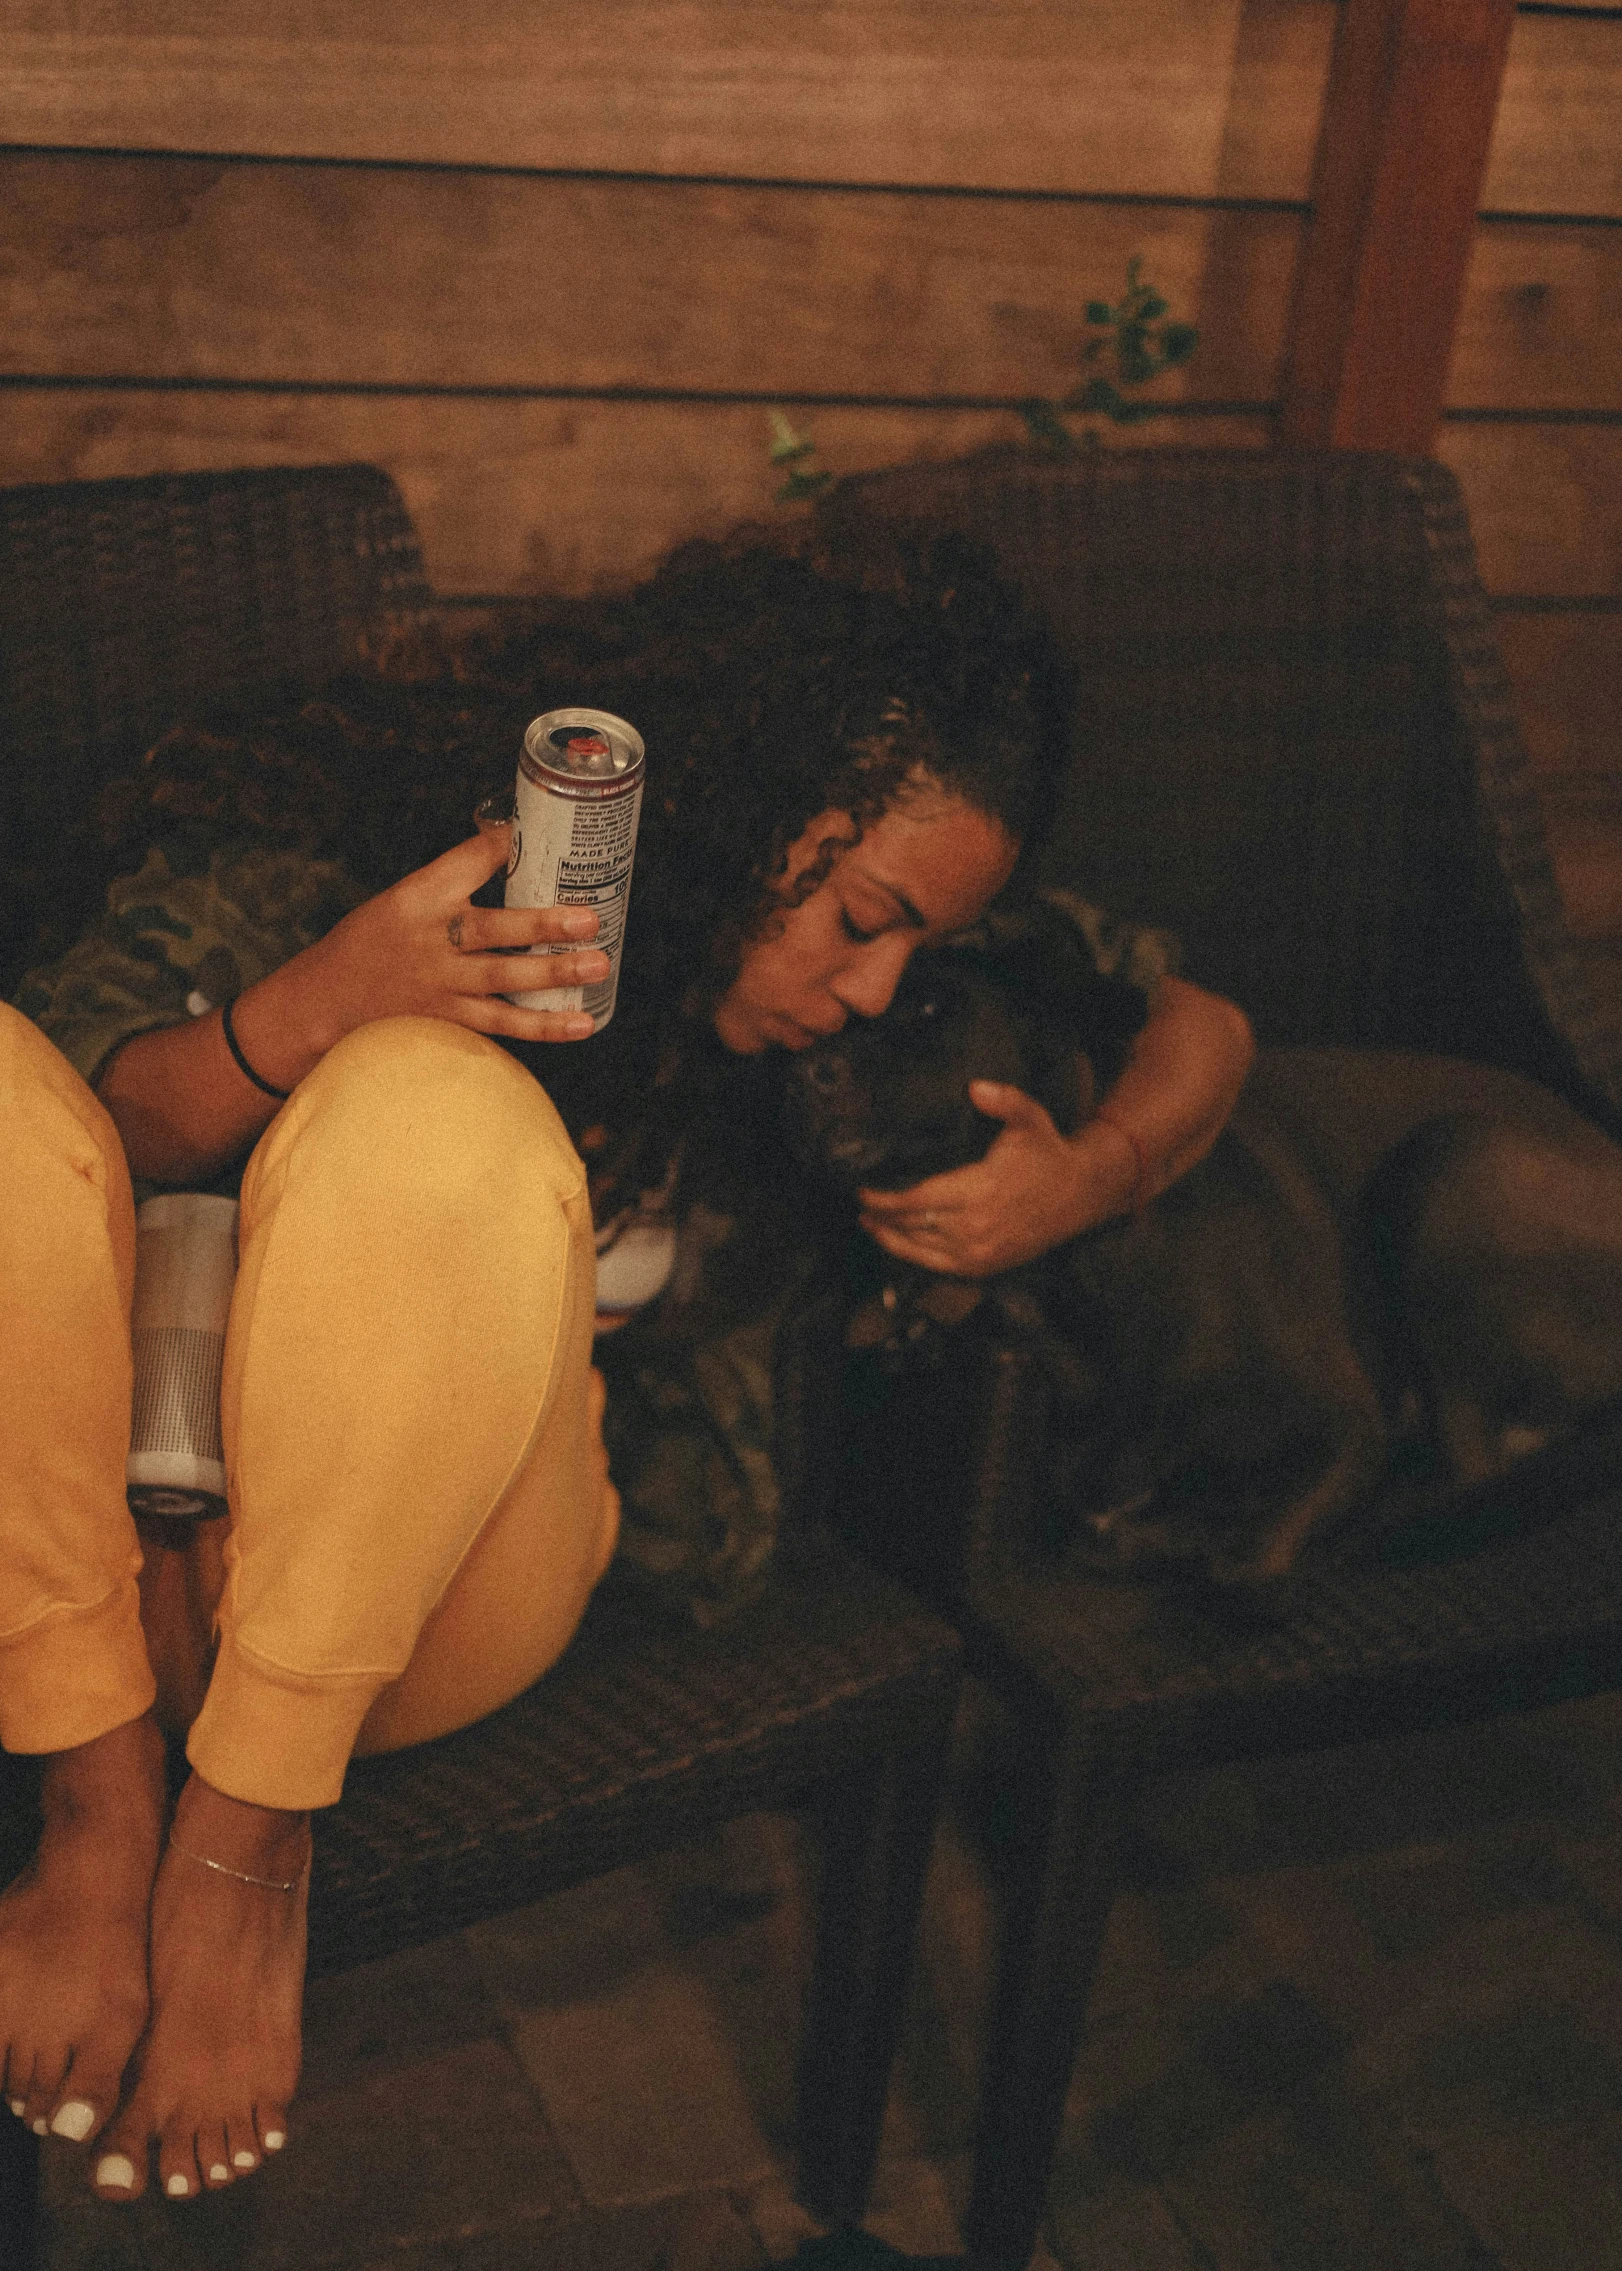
[0,1005,618,1810]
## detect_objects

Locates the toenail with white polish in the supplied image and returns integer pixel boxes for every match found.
[96,2154,135,2189]
[232,2150,256,2168]
[209,2162,229,2181]
[7,2099,23,2117]
[31,2119,47,2136]
[166,2172,191,2196]
[262,2129,285,2150]
[50,2099,96,2141]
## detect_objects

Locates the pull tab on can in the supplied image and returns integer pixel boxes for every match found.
[505,707,645,1032]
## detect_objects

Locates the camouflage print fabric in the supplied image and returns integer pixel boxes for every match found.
[12,833,365,1100]
[595,1185,828,1628]
[1042,883,1180,1000]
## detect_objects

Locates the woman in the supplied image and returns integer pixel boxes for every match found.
[0,534,1252,2204]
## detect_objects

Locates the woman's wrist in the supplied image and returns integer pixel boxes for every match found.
[1065,1111,1147,1232]
[227,955,343,1097]
[220,998,292,1099]
[1091,1104,1150,1218]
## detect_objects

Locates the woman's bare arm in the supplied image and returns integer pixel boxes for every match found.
[1076,973,1256,1209]
[98,827,608,1184]
[857,975,1256,1277]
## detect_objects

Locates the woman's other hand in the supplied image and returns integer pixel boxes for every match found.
[857,975,1254,1278]
[857,1082,1133,1278]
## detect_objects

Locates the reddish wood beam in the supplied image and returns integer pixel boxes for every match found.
[1278,0,1517,455]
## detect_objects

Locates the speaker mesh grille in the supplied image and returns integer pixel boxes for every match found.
[130,1326,225,1463]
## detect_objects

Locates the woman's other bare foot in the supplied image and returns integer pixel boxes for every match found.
[0,1712,166,2149]
[92,1773,309,2201]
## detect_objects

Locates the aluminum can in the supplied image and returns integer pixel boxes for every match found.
[126,1193,238,1520]
[505,708,645,1030]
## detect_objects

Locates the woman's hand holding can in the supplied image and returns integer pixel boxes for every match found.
[95,829,610,1188]
[236,829,611,1081]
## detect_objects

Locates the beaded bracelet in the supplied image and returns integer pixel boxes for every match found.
[221,997,292,1101]
[1092,1104,1150,1219]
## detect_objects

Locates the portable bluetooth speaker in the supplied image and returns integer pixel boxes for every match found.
[126,1193,239,1520]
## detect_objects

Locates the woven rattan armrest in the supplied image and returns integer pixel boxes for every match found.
[958,1342,1622,1763]
[0,462,432,995]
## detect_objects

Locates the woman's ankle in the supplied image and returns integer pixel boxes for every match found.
[168,1772,311,1877]
[38,1714,166,1831]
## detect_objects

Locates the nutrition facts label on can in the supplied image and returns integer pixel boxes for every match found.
[558,797,638,1016]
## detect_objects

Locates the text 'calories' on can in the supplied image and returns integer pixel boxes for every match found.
[504,708,645,1032]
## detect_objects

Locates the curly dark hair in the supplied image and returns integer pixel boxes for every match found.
[96,529,1067,1137]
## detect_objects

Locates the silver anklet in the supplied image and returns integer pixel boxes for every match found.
[169,1840,309,1893]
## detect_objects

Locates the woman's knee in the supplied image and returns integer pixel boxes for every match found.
[1,1005,135,1289]
[244,1015,585,1228]
[2,1003,128,1173]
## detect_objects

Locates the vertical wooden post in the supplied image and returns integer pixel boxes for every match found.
[1278,0,1517,454]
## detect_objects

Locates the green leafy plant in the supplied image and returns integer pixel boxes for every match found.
[767,411,833,504]
[766,257,1199,495]
[1020,257,1199,455]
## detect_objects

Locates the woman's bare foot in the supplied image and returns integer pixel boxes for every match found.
[92,1773,309,2202]
[0,1712,166,2149]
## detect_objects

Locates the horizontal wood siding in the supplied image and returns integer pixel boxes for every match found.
[0,154,1300,405]
[0,388,1270,595]
[1452,221,1622,412]
[6,154,1617,414]
[2,0,1337,197]
[1485,7,1622,213]
[1,0,1617,925]
[5,3,1613,213]
[1499,611,1622,781]
[4,0,1322,598]
[1440,424,1622,600]
[1463,4,1622,947]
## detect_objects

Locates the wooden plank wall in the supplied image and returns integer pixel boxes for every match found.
[1459,0,1622,942]
[2,0,1618,919]
[1,0,1330,594]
